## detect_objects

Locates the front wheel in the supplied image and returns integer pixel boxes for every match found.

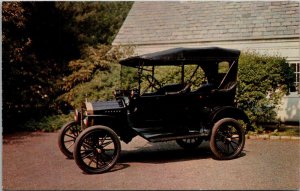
[210,118,245,160]
[73,126,121,174]
[58,121,81,159]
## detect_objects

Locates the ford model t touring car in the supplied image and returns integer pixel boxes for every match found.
[58,47,251,174]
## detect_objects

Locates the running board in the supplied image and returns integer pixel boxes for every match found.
[148,133,208,143]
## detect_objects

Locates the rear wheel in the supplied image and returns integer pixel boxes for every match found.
[210,118,245,160]
[73,126,121,174]
[58,121,81,159]
[176,137,203,149]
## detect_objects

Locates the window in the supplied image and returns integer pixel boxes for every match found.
[218,61,230,74]
[289,63,300,94]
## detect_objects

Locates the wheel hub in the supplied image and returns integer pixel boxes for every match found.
[226,137,232,142]
[96,148,102,153]
[94,145,104,154]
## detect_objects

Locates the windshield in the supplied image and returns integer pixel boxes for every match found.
[120,64,206,94]
[120,65,139,90]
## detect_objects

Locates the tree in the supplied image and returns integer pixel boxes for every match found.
[2,2,35,132]
[2,2,133,133]
[55,2,133,46]
[57,45,134,108]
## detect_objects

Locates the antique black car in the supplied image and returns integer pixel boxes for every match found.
[58,47,251,174]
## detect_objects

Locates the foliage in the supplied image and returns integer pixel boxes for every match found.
[31,50,294,132]
[24,113,73,132]
[2,2,132,133]
[2,2,294,134]
[120,64,206,94]
[236,52,295,130]
[2,2,28,64]
[55,2,133,45]
[57,45,134,108]
[277,128,299,136]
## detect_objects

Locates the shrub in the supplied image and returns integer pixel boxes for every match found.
[24,50,294,133]
[24,113,73,132]
[236,51,294,130]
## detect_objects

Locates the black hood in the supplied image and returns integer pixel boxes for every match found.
[86,100,125,114]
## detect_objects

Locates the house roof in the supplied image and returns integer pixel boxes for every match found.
[113,1,300,46]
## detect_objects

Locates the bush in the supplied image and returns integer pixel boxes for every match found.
[57,50,294,132]
[236,52,294,130]
[24,113,73,132]
[21,50,295,133]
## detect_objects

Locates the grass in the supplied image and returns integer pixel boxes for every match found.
[274,129,299,137]
[247,125,299,137]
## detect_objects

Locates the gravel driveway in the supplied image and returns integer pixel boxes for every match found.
[3,132,300,190]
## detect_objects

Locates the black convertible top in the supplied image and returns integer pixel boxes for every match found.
[120,47,240,66]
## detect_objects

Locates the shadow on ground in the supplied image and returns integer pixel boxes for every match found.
[3,131,47,145]
[119,143,212,164]
[119,141,247,164]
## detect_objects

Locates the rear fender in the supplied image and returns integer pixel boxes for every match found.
[209,106,253,132]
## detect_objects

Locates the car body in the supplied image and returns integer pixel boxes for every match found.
[58,47,251,174]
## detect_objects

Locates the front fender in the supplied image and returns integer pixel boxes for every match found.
[85,114,119,128]
[85,114,137,144]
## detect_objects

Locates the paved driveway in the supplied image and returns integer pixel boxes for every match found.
[3,132,300,190]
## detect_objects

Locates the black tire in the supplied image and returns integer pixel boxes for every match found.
[58,121,81,159]
[176,137,203,149]
[73,126,121,174]
[210,118,245,160]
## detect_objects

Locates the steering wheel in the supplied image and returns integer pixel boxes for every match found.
[145,75,161,90]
